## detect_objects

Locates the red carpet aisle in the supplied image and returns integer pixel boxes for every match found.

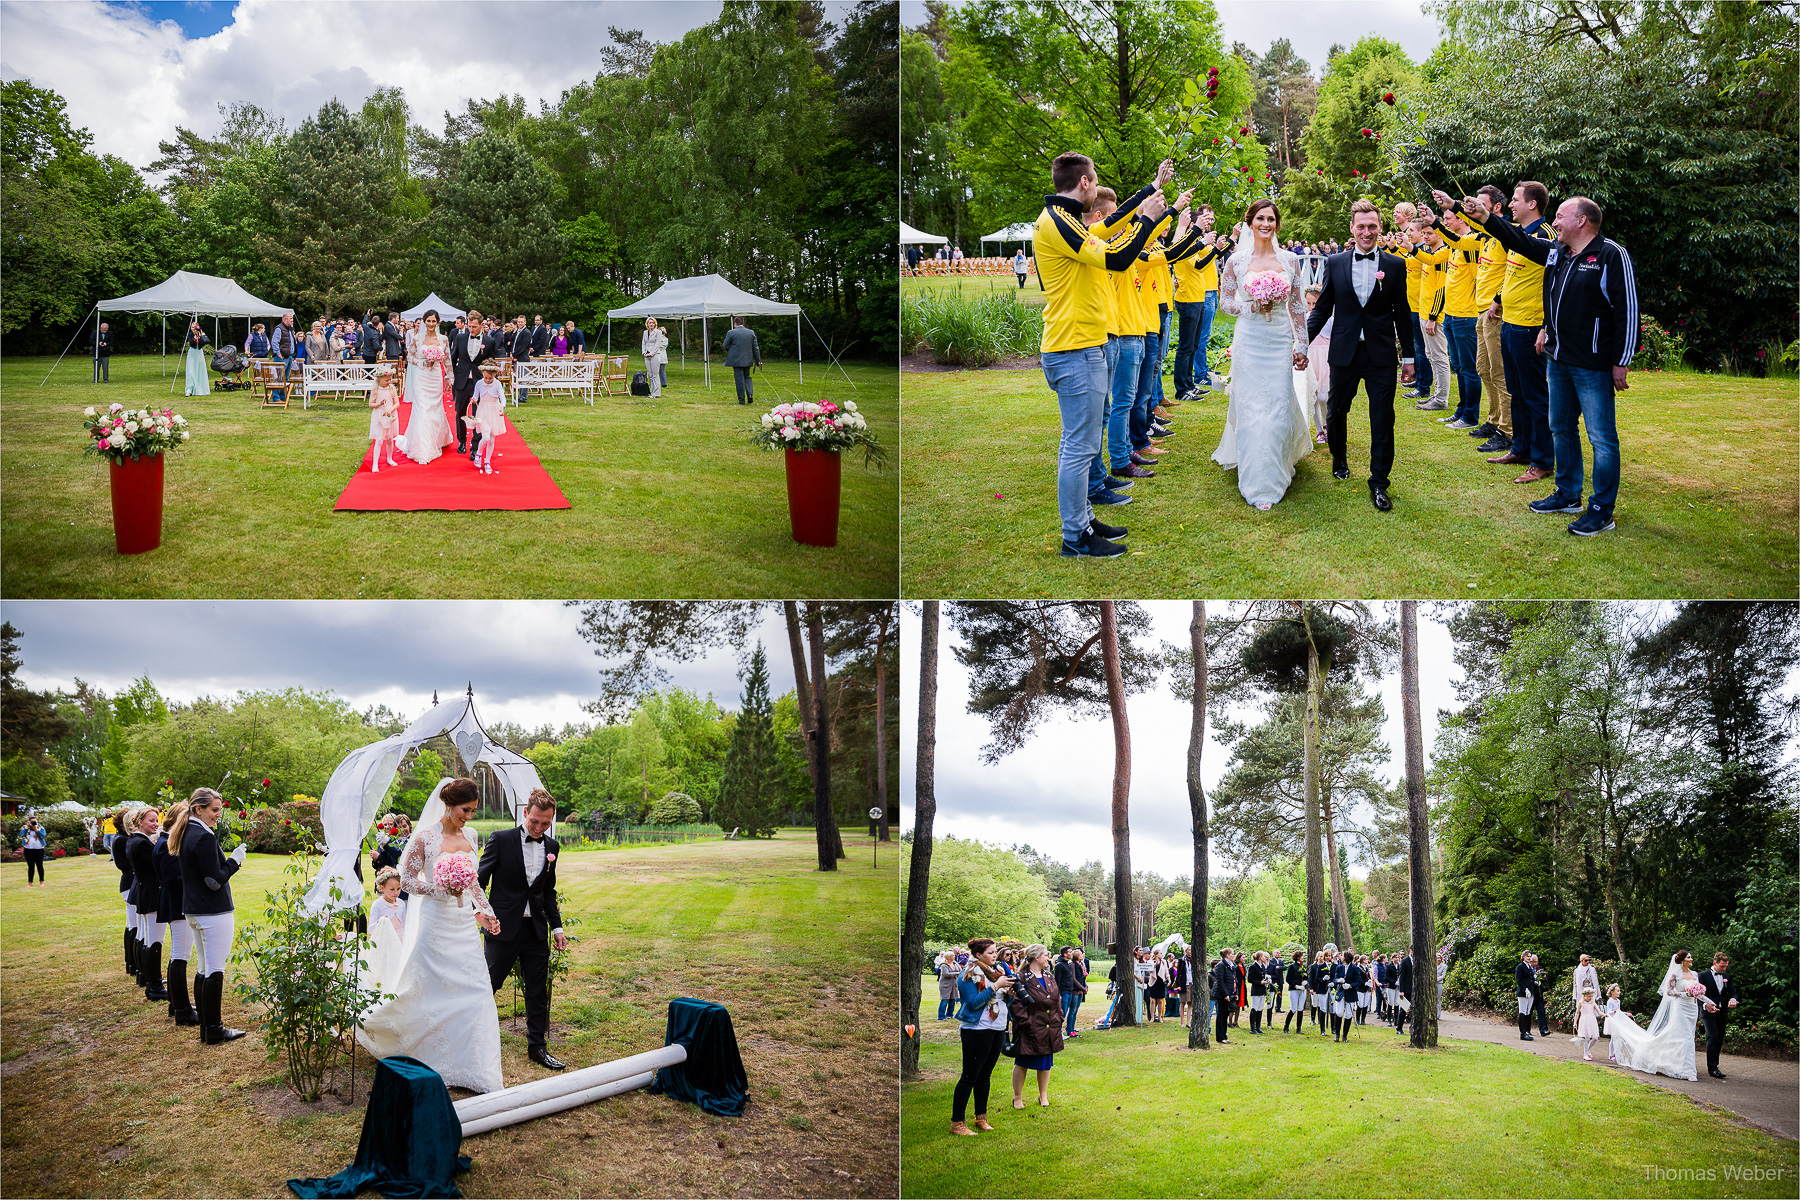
[333,397,571,512]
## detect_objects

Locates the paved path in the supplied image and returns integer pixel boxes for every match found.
[1438,1009,1799,1141]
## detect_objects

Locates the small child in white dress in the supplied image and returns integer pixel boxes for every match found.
[361,867,407,994]
[467,361,507,474]
[1575,985,1602,1060]
[1302,285,1332,443]
[368,365,400,471]
[1602,983,1626,1060]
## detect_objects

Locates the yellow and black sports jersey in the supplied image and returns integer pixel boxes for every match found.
[1035,195,1157,353]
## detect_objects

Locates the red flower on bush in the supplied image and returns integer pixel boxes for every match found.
[1383,92,1396,104]
[1238,127,1248,135]
[1207,66,1218,77]
[261,778,271,788]
[1360,128,1373,137]
[52,848,67,858]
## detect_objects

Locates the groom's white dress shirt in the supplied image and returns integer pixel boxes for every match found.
[519,831,562,938]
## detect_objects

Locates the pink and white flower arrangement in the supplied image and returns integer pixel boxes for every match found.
[433,852,477,904]
[82,403,191,464]
[1244,270,1291,315]
[423,345,445,366]
[751,398,887,465]
[1684,981,1707,1000]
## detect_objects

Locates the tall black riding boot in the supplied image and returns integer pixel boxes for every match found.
[167,959,201,1026]
[124,928,137,977]
[142,941,169,1002]
[200,973,245,1045]
[132,935,148,986]
[1250,1008,1260,1034]
[1283,1010,1293,1033]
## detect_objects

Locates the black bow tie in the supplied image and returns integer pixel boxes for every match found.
[1355,251,1377,261]
[525,835,544,844]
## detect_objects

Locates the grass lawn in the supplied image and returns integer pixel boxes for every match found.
[1,355,897,598]
[900,1013,1798,1198]
[899,366,1797,598]
[903,274,1048,309]
[0,831,897,1199]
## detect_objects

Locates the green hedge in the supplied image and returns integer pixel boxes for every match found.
[3,811,95,855]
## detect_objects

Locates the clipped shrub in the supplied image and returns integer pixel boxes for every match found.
[646,791,703,826]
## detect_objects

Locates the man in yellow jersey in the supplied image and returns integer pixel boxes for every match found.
[1407,214,1452,411]
[1171,205,1230,399]
[1465,184,1514,453]
[1035,151,1164,558]
[1080,187,1137,508]
[1483,180,1555,484]
[1087,166,1176,486]
[1392,201,1434,401]
[1429,203,1486,430]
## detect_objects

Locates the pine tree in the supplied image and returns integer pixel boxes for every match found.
[430,132,565,317]
[255,100,415,314]
[715,645,785,840]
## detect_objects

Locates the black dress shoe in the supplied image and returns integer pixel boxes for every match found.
[1370,485,1392,512]
[1130,451,1156,467]
[1709,1069,1726,1079]
[1332,466,1350,480]
[529,1047,567,1070]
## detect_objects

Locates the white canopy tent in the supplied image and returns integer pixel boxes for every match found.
[400,292,465,321]
[898,220,949,245]
[979,223,1037,253]
[607,273,849,389]
[300,687,547,917]
[42,269,290,386]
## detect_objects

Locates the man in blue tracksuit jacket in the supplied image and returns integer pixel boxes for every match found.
[1440,188,1638,536]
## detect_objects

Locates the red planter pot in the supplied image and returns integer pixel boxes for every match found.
[783,448,842,547]
[108,453,165,555]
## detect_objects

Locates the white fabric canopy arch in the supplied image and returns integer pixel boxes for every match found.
[898,220,949,245]
[43,268,290,386]
[400,292,466,321]
[300,687,547,916]
[605,272,849,388]
[979,223,1037,253]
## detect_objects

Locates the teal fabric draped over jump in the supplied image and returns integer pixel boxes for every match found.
[287,1056,472,1199]
[648,997,748,1117]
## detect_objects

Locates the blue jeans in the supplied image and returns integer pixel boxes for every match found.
[1041,345,1108,543]
[1062,993,1082,1034]
[1501,322,1551,469]
[1132,328,1162,452]
[1173,301,1205,394]
[1547,357,1621,510]
[1444,315,1481,423]
[1410,313,1433,394]
[938,996,956,1020]
[1197,291,1219,382]
[1152,308,1172,403]
[1090,336,1121,493]
[1108,335,1143,472]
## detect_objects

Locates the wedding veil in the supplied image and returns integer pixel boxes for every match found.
[382,777,453,989]
[1644,953,1686,1040]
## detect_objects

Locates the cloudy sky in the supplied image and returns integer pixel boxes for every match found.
[1,1,853,171]
[898,601,1462,882]
[901,0,1444,75]
[6,601,796,731]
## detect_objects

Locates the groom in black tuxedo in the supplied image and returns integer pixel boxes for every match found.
[450,312,495,458]
[478,789,568,1071]
[1698,952,1741,1079]
[1306,199,1417,512]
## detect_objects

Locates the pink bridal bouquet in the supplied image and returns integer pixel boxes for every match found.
[433,853,477,904]
[1244,270,1291,315]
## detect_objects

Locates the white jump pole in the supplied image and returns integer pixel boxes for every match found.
[452,1043,688,1136]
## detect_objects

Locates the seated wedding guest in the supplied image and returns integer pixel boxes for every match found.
[246,324,270,358]
[951,938,1013,1137]
[1010,944,1064,1109]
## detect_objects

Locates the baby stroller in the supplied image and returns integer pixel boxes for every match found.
[211,345,252,391]
[1093,982,1125,1030]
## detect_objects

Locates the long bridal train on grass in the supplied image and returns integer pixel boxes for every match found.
[1607,954,1701,1081]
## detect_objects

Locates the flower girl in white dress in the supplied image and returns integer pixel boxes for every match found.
[359,867,407,993]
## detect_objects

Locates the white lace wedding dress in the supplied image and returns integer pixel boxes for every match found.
[1608,955,1700,1081]
[354,798,503,1093]
[1211,246,1315,508]
[396,329,455,466]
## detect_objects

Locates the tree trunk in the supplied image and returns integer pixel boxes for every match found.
[900,602,938,1079]
[875,607,891,842]
[1301,610,1327,959]
[784,601,817,765]
[806,603,842,868]
[1401,601,1437,1048]
[1100,602,1136,1027]
[1322,795,1355,953]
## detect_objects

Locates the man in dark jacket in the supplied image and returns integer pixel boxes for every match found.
[510,317,535,403]
[94,322,114,382]
[723,315,762,405]
[1514,951,1537,1041]
[1210,949,1240,1044]
[1436,188,1638,536]
[1698,952,1741,1079]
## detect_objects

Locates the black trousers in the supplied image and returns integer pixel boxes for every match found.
[454,387,481,454]
[95,354,110,383]
[23,849,44,882]
[1703,1011,1728,1072]
[1326,337,1400,489]
[485,923,551,1050]
[953,1028,1004,1122]
[1215,999,1234,1042]
[1532,993,1548,1034]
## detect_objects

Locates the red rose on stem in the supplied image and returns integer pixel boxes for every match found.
[1383,92,1396,104]
[1361,128,1372,137]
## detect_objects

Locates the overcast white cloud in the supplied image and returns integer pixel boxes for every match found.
[899,602,1461,882]
[0,2,757,170]
[901,1,1443,75]
[6,600,794,733]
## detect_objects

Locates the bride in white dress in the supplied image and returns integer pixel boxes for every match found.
[1211,202,1315,510]
[354,779,504,1093]
[395,312,456,466]
[1608,951,1701,1081]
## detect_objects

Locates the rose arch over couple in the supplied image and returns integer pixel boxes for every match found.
[1212,197,1416,512]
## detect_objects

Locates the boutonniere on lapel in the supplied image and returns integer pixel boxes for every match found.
[545,852,556,863]
[1374,271,1386,281]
